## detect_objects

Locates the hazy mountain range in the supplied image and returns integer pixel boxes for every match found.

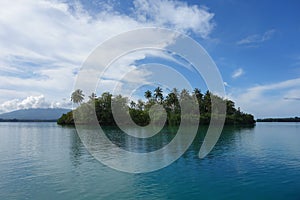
[0,108,71,121]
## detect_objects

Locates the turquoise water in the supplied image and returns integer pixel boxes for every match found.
[0,122,299,199]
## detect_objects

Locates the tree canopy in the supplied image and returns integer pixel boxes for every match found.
[71,89,85,104]
[58,88,255,126]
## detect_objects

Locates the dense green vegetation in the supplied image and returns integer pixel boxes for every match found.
[257,117,300,122]
[57,88,255,126]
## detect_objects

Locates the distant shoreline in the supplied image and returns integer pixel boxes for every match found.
[0,119,57,122]
[257,117,300,122]
[1,118,299,123]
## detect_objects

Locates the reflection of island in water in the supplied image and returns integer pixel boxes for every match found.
[69,125,255,171]
[63,88,256,171]
[69,128,85,166]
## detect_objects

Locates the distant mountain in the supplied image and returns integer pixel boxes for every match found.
[0,108,71,120]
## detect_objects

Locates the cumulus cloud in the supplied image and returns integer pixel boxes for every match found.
[133,0,215,38]
[231,78,300,118]
[232,68,244,79]
[0,0,215,113]
[0,95,72,114]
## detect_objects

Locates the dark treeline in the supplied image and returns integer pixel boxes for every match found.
[57,88,255,126]
[257,117,300,122]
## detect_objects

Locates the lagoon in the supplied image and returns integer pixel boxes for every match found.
[0,122,299,200]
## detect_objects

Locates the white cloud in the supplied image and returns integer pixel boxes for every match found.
[0,95,72,114]
[224,82,230,87]
[0,0,215,113]
[232,68,244,78]
[133,0,215,38]
[237,29,275,46]
[231,78,300,118]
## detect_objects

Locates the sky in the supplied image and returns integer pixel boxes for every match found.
[0,0,299,118]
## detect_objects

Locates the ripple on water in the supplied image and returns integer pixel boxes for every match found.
[0,122,300,200]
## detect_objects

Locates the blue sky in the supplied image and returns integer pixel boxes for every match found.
[0,0,299,118]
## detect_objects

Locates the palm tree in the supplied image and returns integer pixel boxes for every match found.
[193,88,203,113]
[88,92,97,101]
[203,90,211,113]
[165,92,178,111]
[154,87,163,103]
[172,88,179,97]
[130,100,136,109]
[144,90,152,101]
[180,89,190,100]
[71,89,85,104]
[193,88,203,101]
[137,99,144,110]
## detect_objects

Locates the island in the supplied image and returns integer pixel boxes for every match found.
[257,117,300,122]
[57,88,256,126]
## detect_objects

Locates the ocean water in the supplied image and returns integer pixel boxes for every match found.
[0,122,299,200]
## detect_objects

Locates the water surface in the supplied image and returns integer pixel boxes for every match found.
[0,122,299,199]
